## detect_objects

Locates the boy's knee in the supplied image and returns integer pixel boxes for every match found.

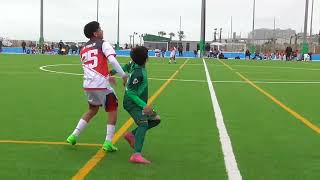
[88,105,99,114]
[154,119,161,126]
[137,120,148,127]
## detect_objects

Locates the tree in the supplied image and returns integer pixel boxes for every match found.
[177,31,185,41]
[158,31,166,37]
[169,32,175,40]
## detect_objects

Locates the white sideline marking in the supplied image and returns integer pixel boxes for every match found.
[202,59,242,180]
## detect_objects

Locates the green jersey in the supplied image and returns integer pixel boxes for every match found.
[124,65,148,110]
[111,61,148,110]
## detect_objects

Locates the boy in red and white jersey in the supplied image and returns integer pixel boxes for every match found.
[66,21,127,152]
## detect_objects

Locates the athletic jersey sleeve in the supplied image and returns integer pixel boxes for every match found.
[126,70,147,108]
[110,61,132,76]
[102,42,116,58]
[108,55,126,77]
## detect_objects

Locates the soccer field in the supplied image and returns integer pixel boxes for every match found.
[0,54,320,180]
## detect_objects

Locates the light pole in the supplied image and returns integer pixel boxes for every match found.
[139,34,144,46]
[231,16,233,41]
[219,28,222,43]
[39,0,44,53]
[214,28,217,42]
[129,35,133,48]
[252,0,256,44]
[200,0,206,57]
[273,17,276,52]
[116,0,120,50]
[302,0,309,55]
[96,0,99,22]
[310,0,314,39]
[132,32,138,47]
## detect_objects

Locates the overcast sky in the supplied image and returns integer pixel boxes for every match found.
[0,0,319,43]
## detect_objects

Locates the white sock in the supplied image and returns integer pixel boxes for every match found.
[72,119,88,137]
[105,124,115,141]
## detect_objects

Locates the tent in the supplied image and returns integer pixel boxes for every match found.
[210,42,224,50]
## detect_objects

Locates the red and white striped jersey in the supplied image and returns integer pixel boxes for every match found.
[80,40,116,90]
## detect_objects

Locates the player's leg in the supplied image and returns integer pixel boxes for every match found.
[124,108,151,164]
[67,104,99,145]
[125,111,160,149]
[102,92,119,152]
[67,91,101,145]
[130,119,150,164]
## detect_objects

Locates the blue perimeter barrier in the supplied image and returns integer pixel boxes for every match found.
[2,47,320,61]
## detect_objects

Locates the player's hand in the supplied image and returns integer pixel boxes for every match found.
[122,75,128,86]
[109,76,117,86]
[143,106,154,116]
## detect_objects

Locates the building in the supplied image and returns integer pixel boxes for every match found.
[248,28,296,41]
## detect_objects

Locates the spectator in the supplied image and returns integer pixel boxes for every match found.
[21,41,27,53]
[71,44,78,55]
[308,52,313,61]
[178,45,183,56]
[161,47,166,58]
[0,39,3,53]
[58,40,64,55]
[65,44,70,55]
[209,48,214,58]
[205,43,210,58]
[213,48,219,58]
[78,44,83,54]
[218,52,225,59]
[285,46,293,61]
[51,42,55,50]
[245,49,251,60]
[194,49,198,57]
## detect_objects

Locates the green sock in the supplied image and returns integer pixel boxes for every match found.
[132,128,137,135]
[134,124,148,153]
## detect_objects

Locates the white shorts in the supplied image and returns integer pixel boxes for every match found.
[85,89,118,111]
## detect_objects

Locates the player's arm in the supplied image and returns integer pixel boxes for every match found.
[110,61,132,76]
[126,70,147,109]
[102,42,128,84]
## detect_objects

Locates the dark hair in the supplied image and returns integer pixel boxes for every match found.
[130,46,149,66]
[84,21,100,39]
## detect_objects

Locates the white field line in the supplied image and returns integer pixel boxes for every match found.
[39,64,320,84]
[202,58,242,180]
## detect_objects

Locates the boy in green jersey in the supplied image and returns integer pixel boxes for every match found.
[113,46,160,164]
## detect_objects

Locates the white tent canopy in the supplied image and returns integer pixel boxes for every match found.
[210,42,224,50]
[210,42,224,46]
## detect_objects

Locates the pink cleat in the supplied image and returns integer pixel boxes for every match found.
[124,132,135,149]
[129,153,151,164]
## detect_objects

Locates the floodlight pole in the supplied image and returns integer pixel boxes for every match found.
[231,16,233,41]
[303,0,309,43]
[97,0,99,22]
[116,0,120,50]
[302,0,309,55]
[133,32,138,47]
[273,17,276,51]
[310,0,314,41]
[39,0,44,53]
[200,0,206,57]
[252,0,255,44]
